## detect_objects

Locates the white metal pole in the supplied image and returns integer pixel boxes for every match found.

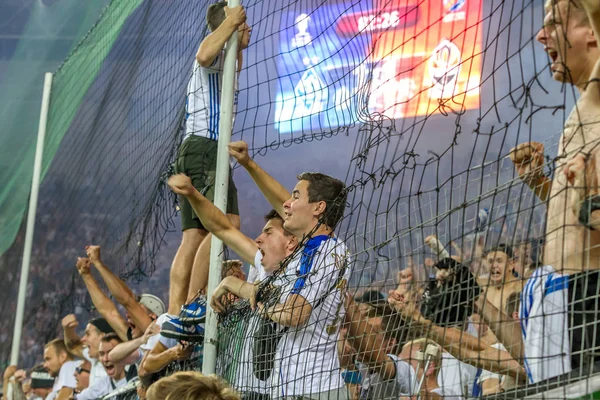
[202,0,240,375]
[10,72,53,365]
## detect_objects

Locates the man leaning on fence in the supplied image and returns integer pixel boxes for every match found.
[228,140,352,399]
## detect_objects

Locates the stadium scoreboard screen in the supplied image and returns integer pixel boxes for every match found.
[274,0,482,134]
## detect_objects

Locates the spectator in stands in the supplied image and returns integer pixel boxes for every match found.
[62,314,114,388]
[399,339,463,399]
[29,365,54,400]
[168,173,300,397]
[343,296,413,399]
[508,0,600,383]
[84,245,164,339]
[167,174,297,314]
[165,0,251,338]
[72,360,90,395]
[226,141,350,398]
[480,244,522,312]
[42,339,77,400]
[146,371,240,400]
[75,334,132,400]
[3,365,27,400]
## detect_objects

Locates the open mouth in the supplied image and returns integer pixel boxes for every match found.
[103,363,116,375]
[547,49,559,64]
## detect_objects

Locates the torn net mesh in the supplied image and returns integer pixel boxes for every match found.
[0,0,599,398]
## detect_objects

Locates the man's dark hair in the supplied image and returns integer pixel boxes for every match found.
[297,172,347,229]
[373,306,418,354]
[484,244,513,259]
[100,333,122,344]
[264,209,293,237]
[206,1,228,32]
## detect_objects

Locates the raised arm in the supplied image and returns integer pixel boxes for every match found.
[509,142,551,202]
[85,247,152,333]
[109,322,159,365]
[76,257,130,341]
[142,342,191,374]
[228,141,291,218]
[196,6,247,67]
[475,296,525,365]
[168,174,258,265]
[61,314,84,359]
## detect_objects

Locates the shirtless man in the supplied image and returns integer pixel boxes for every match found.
[505,0,600,383]
[480,245,521,312]
[510,0,600,273]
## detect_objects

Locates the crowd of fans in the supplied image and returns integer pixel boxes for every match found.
[3,0,600,399]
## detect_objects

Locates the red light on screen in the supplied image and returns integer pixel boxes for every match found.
[335,7,419,37]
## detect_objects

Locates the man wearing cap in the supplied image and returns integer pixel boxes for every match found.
[43,339,78,400]
[29,365,55,400]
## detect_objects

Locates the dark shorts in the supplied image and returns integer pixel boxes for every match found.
[568,269,600,374]
[175,135,239,231]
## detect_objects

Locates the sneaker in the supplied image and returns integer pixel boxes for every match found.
[179,295,207,325]
[160,318,205,342]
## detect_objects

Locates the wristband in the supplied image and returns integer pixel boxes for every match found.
[578,195,600,230]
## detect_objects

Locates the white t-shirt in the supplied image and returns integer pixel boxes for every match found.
[229,251,269,394]
[438,353,478,397]
[46,361,78,400]
[76,376,127,400]
[390,355,416,395]
[270,237,351,398]
[82,347,107,386]
[140,313,170,354]
[357,357,402,399]
[520,265,571,383]
[431,386,465,399]
[247,250,268,284]
[185,54,238,140]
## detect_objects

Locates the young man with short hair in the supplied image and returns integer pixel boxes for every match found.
[62,315,114,388]
[42,339,78,400]
[481,244,522,313]
[227,140,351,399]
[75,334,132,400]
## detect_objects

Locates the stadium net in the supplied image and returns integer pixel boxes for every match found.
[2,0,600,399]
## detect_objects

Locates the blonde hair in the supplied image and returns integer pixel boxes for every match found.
[402,338,443,376]
[544,0,588,24]
[44,339,74,360]
[146,372,240,400]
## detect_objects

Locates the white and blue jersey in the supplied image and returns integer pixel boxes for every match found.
[185,53,238,140]
[269,235,351,398]
[519,265,571,383]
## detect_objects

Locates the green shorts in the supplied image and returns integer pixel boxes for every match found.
[175,135,239,231]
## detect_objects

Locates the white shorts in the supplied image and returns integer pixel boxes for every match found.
[520,265,571,383]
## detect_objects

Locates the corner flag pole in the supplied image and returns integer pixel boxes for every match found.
[202,0,240,375]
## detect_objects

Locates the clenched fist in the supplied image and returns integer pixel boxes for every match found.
[85,245,102,264]
[509,142,545,184]
[62,314,79,330]
[228,141,251,167]
[76,257,91,275]
[168,174,195,197]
